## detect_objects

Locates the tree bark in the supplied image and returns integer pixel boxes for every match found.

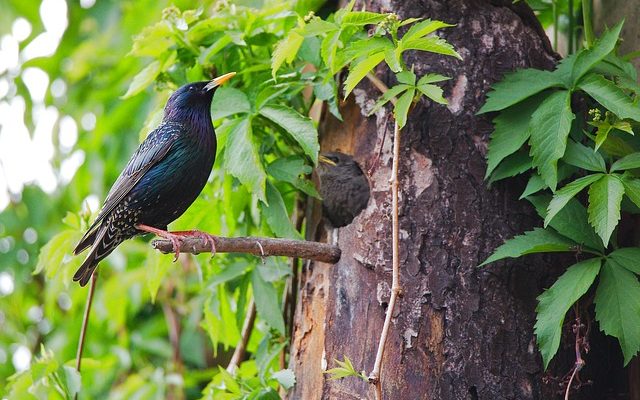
[289,1,623,399]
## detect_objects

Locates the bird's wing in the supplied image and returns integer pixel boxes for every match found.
[74,123,181,254]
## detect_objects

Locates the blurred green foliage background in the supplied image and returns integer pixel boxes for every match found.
[0,0,328,398]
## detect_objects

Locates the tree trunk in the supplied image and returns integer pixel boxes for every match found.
[289,1,624,399]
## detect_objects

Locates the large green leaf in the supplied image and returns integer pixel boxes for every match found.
[343,51,385,97]
[122,60,161,99]
[262,181,302,240]
[259,105,319,164]
[394,88,415,129]
[485,97,541,177]
[271,30,304,76]
[587,174,625,246]
[340,11,387,26]
[479,228,576,266]
[578,73,640,122]
[528,90,575,191]
[535,258,601,369]
[399,36,461,60]
[594,260,640,365]
[621,176,640,209]
[562,140,606,172]
[571,21,624,84]
[479,69,564,114]
[251,268,286,335]
[223,118,267,202]
[487,150,531,184]
[528,196,603,252]
[401,19,454,43]
[544,174,604,227]
[609,248,640,275]
[611,152,640,172]
[210,87,251,121]
[267,156,319,198]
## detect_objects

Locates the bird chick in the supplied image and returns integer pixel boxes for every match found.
[72,72,235,286]
[316,152,370,228]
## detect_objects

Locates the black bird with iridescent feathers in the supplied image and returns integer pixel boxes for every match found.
[72,72,235,286]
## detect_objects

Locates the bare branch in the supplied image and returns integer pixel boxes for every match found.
[152,236,341,264]
[227,298,257,375]
[368,118,403,399]
[75,272,98,400]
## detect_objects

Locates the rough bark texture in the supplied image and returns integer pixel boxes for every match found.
[289,1,623,399]
[594,0,640,71]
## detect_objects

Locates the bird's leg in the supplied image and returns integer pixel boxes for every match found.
[135,224,184,261]
[169,230,217,256]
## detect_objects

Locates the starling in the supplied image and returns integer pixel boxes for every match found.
[72,72,235,286]
[317,152,370,228]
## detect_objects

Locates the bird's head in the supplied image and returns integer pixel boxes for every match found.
[318,152,360,172]
[164,72,235,119]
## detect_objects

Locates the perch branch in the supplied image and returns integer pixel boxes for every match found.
[366,73,396,105]
[152,236,341,264]
[227,298,256,375]
[75,271,98,399]
[368,119,403,399]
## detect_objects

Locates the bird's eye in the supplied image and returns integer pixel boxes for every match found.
[188,86,194,91]
[328,156,339,163]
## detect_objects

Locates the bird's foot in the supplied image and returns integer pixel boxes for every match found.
[171,230,217,257]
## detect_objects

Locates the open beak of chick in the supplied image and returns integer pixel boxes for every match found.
[318,154,337,166]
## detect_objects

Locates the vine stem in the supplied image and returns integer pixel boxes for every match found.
[226,298,256,375]
[368,118,402,399]
[74,271,98,399]
[582,0,594,48]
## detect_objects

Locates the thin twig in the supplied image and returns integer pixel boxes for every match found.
[227,298,257,375]
[368,119,402,399]
[75,271,98,372]
[152,235,341,264]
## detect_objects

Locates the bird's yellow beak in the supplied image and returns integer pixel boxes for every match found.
[318,155,337,166]
[205,72,236,91]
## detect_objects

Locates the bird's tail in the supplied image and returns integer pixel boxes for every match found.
[73,224,122,286]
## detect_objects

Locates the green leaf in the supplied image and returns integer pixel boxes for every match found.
[401,19,454,42]
[259,105,319,164]
[621,176,640,209]
[263,181,302,240]
[479,228,577,266]
[301,18,337,36]
[396,70,416,86]
[594,260,640,365]
[416,83,447,104]
[611,152,640,172]
[145,246,173,303]
[122,60,161,99]
[340,11,386,26]
[34,229,83,283]
[266,156,319,198]
[224,118,267,202]
[417,73,450,85]
[479,69,564,114]
[394,88,415,129]
[211,87,251,121]
[600,133,635,158]
[384,48,402,73]
[324,356,367,381]
[271,369,296,389]
[251,268,285,335]
[486,97,541,177]
[535,258,601,369]
[63,365,82,397]
[272,30,304,76]
[545,174,603,227]
[528,90,575,191]
[487,150,531,184]
[321,30,342,73]
[562,140,606,172]
[343,51,385,97]
[528,196,604,252]
[339,37,392,70]
[609,248,640,274]
[587,174,625,246]
[571,21,624,84]
[400,36,461,60]
[368,84,410,115]
[578,73,640,122]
